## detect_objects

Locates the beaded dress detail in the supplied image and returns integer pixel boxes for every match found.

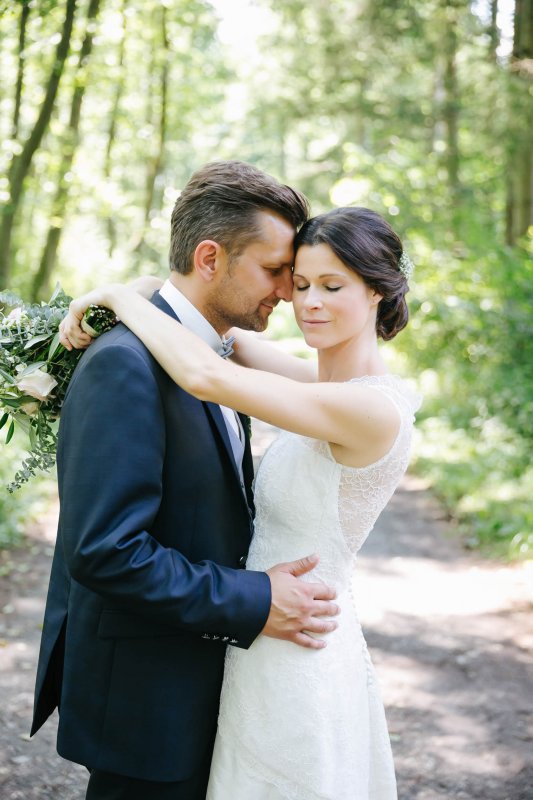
[207,375,421,800]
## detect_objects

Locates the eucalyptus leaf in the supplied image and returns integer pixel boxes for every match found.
[0,291,23,307]
[16,361,48,378]
[5,420,15,444]
[24,334,52,350]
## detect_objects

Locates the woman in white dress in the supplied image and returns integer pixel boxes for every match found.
[62,206,420,800]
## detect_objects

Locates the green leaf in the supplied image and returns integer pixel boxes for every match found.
[48,282,63,304]
[16,361,47,378]
[0,367,16,385]
[24,334,51,350]
[5,420,15,444]
[13,413,31,435]
[0,412,8,430]
[48,331,62,360]
[0,398,24,408]
[29,422,37,450]
[0,290,23,307]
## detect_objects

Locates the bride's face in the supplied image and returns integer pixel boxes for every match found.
[292,243,380,350]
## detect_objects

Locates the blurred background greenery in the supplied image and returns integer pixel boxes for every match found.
[0,0,531,558]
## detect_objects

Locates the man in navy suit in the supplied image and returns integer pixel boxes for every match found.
[31,161,339,800]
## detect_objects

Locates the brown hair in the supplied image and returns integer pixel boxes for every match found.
[169,161,309,274]
[294,207,410,340]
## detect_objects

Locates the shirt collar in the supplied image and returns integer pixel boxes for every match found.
[159,279,224,354]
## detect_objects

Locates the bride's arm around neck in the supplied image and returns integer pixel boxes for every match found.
[127,278,318,384]
[229,328,317,383]
[64,285,401,467]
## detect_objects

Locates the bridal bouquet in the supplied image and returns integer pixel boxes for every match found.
[0,285,116,490]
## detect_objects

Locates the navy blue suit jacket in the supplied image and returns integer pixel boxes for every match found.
[31,293,271,782]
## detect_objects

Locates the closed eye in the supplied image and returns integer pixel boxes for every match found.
[265,266,286,277]
[294,285,342,292]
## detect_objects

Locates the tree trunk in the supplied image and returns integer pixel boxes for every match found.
[505,0,533,245]
[31,0,102,301]
[131,5,169,257]
[442,7,461,205]
[488,0,499,62]
[12,0,31,139]
[0,0,77,289]
[103,0,127,258]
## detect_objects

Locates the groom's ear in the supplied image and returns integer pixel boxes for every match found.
[194,239,224,283]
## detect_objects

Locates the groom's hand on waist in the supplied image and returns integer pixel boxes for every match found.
[263,554,339,650]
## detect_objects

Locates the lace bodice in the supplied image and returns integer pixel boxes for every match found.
[247,374,421,589]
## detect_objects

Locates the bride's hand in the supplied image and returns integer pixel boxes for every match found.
[59,277,162,351]
[59,285,119,351]
[59,308,92,351]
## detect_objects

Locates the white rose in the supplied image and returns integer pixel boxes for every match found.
[16,368,58,402]
[20,400,41,416]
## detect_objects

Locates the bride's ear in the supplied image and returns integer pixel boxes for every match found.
[194,240,224,283]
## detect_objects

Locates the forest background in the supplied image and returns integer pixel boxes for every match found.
[0,0,531,560]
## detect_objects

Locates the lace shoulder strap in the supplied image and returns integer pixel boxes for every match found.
[348,374,422,422]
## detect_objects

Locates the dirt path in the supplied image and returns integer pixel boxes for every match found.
[1,426,532,799]
[357,475,533,800]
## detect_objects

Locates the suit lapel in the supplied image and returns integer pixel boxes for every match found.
[203,401,244,487]
[151,292,252,506]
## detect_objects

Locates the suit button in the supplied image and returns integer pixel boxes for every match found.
[238,555,247,567]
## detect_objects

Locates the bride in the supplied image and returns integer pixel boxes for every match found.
[61,206,421,800]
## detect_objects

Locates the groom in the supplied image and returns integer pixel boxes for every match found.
[31,161,339,800]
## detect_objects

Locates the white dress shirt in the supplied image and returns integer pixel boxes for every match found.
[158,280,242,439]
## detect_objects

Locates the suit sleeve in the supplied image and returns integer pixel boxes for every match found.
[58,341,271,648]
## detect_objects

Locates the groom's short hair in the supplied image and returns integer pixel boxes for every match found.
[169,161,309,274]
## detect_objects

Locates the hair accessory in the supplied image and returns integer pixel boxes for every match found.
[398,252,414,280]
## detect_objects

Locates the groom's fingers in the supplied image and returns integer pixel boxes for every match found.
[264,562,340,647]
[281,556,338,601]
[290,615,338,649]
[285,553,319,577]
[281,558,337,602]
[292,632,328,650]
[309,599,340,618]
[306,581,337,602]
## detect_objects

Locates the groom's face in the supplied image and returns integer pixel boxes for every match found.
[208,210,295,332]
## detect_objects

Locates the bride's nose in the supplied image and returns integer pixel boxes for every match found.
[303,286,323,309]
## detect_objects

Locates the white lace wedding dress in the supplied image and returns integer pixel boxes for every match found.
[206,375,421,800]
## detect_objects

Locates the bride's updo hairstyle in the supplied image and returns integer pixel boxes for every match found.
[294,207,410,341]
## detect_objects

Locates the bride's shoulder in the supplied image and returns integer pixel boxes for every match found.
[327,375,420,468]
[347,374,422,417]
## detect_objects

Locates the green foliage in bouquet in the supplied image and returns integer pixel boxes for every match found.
[0,285,116,490]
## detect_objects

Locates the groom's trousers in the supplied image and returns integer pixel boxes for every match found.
[85,747,212,800]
